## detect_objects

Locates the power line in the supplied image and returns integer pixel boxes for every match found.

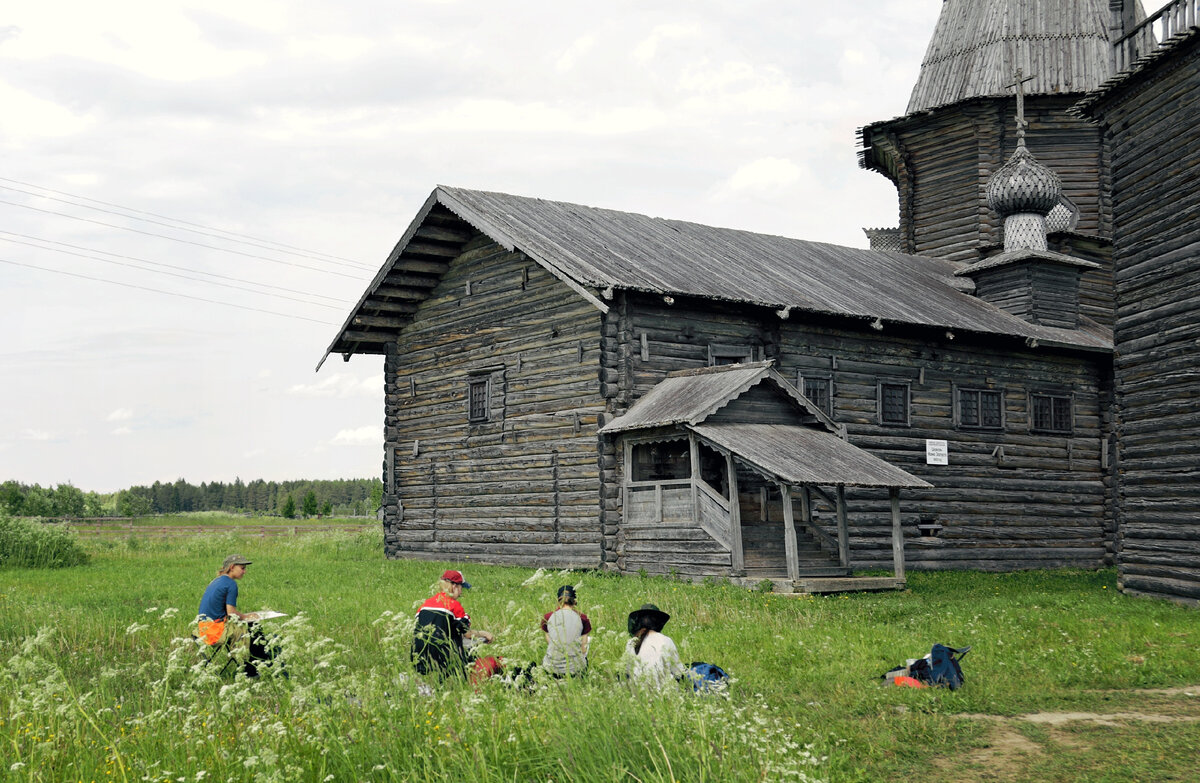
[0,257,338,326]
[0,198,369,279]
[0,176,373,269]
[0,230,351,307]
[0,234,349,311]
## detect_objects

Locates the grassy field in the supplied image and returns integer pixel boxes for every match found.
[2,525,1199,782]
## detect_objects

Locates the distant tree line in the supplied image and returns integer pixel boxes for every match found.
[0,478,383,519]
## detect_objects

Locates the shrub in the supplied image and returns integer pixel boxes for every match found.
[0,515,90,569]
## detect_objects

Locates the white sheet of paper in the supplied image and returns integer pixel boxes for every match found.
[245,610,288,621]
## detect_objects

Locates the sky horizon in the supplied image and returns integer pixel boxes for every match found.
[2,0,1064,493]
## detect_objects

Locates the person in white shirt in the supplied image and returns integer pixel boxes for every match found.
[624,603,685,688]
[542,585,591,677]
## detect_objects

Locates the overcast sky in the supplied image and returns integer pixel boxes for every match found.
[0,0,959,492]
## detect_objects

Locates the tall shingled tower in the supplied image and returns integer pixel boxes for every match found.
[858,0,1146,280]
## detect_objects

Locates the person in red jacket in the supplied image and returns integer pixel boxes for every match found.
[411,569,493,678]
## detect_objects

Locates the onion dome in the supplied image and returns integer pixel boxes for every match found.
[985,144,1062,218]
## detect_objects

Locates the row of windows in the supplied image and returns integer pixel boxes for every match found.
[469,369,1074,434]
[801,373,1072,433]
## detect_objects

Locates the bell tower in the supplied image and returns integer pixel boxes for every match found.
[857,0,1145,272]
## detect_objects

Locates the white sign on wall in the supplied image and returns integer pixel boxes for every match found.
[926,439,949,465]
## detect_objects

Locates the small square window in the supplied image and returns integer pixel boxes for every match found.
[467,378,490,422]
[1031,393,1072,433]
[958,388,1003,430]
[799,373,833,417]
[879,382,910,426]
[708,344,755,366]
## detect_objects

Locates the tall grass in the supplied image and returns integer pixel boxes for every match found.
[0,515,89,569]
[2,530,1199,782]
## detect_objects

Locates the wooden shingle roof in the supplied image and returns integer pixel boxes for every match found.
[906,0,1121,114]
[690,423,932,490]
[320,186,1112,367]
[599,363,929,490]
[597,362,836,435]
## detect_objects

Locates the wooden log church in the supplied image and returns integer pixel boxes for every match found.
[320,0,1199,597]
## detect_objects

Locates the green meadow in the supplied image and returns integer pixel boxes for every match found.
[2,521,1200,782]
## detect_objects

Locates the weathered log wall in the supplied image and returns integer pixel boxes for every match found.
[383,233,605,568]
[603,292,1113,574]
[1088,34,1200,605]
[891,98,1109,265]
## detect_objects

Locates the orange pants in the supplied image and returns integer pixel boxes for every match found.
[196,619,247,647]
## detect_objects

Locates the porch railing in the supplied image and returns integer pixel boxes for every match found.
[1114,0,1199,72]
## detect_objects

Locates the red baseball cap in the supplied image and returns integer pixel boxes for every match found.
[441,569,472,589]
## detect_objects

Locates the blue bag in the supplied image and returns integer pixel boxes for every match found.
[685,661,730,693]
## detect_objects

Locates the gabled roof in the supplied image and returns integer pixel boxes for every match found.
[689,423,932,490]
[320,186,1112,368]
[906,0,1121,115]
[597,362,836,435]
[597,363,930,490]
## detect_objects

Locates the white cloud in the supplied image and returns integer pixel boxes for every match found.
[20,429,52,441]
[111,426,132,436]
[107,408,134,421]
[717,157,806,195]
[288,373,380,398]
[330,426,380,446]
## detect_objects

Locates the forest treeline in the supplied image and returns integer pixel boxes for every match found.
[0,478,383,519]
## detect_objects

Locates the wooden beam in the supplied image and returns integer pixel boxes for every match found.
[365,300,419,314]
[414,225,471,243]
[780,482,800,581]
[890,488,906,582]
[392,258,450,275]
[373,285,429,300]
[403,241,461,258]
[382,272,440,288]
[338,330,390,344]
[726,452,744,575]
[689,434,700,526]
[836,485,850,569]
[352,314,410,329]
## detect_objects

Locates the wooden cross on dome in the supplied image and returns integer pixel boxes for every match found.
[1006,68,1036,146]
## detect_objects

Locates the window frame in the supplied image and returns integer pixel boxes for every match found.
[797,371,834,418]
[956,385,1005,431]
[1030,391,1074,434]
[466,377,491,423]
[707,344,756,366]
[877,380,911,427]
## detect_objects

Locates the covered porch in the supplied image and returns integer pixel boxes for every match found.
[619,423,928,593]
[600,363,932,593]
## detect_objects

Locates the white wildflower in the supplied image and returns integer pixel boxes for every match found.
[125,622,150,635]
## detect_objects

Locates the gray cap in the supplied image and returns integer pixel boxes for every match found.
[222,554,252,570]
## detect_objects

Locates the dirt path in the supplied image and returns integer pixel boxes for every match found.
[930,685,1200,781]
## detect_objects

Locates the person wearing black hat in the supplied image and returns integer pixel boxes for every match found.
[625,603,685,688]
[411,569,494,678]
[541,585,590,676]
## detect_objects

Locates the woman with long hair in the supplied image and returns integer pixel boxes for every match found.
[624,603,685,688]
[541,585,590,676]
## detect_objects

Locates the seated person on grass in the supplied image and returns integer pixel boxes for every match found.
[411,569,494,679]
[195,554,279,677]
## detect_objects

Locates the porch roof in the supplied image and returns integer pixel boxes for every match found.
[598,362,835,435]
[689,423,932,490]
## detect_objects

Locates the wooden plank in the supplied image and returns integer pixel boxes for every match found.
[780,483,799,581]
[890,488,906,582]
[836,484,850,569]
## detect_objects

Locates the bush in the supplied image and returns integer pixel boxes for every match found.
[0,515,90,569]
